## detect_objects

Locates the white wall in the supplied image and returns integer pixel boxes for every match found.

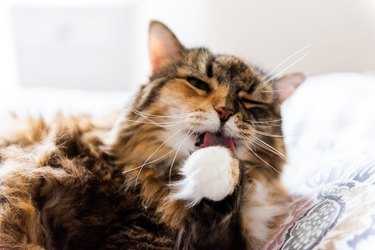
[12,6,138,90]
[131,0,211,88]
[1,0,374,91]
[0,0,19,92]
[206,0,375,76]
[6,0,210,91]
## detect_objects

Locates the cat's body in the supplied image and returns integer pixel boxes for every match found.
[0,21,304,249]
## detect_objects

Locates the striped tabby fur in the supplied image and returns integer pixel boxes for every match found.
[0,21,304,249]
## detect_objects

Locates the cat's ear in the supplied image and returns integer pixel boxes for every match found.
[273,72,305,103]
[149,21,185,75]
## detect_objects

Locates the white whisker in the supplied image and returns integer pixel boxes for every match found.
[248,119,283,124]
[128,108,193,118]
[121,118,186,128]
[252,136,286,160]
[253,130,284,138]
[263,44,311,81]
[132,128,184,185]
[123,150,173,174]
[266,52,310,83]
[139,128,183,169]
[241,139,281,174]
[169,128,194,183]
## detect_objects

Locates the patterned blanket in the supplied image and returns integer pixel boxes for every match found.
[272,73,375,250]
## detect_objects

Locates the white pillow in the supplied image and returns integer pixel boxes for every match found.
[282,73,375,194]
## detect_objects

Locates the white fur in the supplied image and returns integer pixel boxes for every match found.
[169,146,239,207]
[103,110,126,147]
[241,180,287,245]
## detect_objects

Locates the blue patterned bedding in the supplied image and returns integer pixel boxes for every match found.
[265,162,375,250]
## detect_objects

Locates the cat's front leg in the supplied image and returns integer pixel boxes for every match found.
[168,146,246,250]
[170,146,240,206]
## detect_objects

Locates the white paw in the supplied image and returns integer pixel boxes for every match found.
[169,146,239,207]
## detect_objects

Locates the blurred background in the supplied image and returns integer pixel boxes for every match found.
[0,0,375,92]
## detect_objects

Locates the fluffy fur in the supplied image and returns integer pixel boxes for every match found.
[0,21,304,249]
[169,146,239,206]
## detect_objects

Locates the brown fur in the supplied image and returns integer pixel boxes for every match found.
[0,21,303,249]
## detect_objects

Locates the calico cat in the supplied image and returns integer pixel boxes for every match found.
[0,21,305,249]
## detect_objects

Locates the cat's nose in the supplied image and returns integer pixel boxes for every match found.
[214,106,234,122]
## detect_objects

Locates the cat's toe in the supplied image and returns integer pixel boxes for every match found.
[170,146,239,206]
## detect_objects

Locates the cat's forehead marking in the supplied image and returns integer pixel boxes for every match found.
[212,55,260,90]
[206,57,214,78]
[180,49,266,96]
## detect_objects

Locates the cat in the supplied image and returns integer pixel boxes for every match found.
[0,21,305,249]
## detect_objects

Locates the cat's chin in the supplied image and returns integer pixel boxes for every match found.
[194,132,235,152]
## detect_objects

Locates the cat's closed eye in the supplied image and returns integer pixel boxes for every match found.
[248,107,270,120]
[240,98,268,110]
[186,77,211,93]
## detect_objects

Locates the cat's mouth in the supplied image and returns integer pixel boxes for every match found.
[195,132,235,151]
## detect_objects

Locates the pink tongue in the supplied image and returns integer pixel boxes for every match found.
[202,132,235,151]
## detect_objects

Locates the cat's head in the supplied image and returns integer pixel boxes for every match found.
[129,21,304,174]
